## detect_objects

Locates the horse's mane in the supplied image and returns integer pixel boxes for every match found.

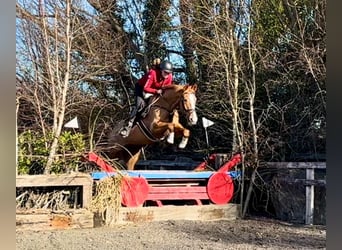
[162,83,188,91]
[163,83,178,89]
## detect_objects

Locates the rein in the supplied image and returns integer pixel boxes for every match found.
[152,92,195,116]
[152,94,177,113]
[136,95,169,143]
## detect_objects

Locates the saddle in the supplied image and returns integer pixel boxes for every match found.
[137,95,158,119]
[139,105,150,119]
[134,95,173,129]
[139,101,174,121]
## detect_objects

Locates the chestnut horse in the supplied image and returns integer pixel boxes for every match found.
[106,84,198,170]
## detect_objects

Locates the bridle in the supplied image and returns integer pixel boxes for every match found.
[180,91,196,116]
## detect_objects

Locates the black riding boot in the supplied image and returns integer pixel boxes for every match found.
[120,107,137,137]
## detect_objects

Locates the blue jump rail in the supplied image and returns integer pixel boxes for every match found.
[91,170,241,181]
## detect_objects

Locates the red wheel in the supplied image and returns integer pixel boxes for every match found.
[121,176,149,207]
[207,172,234,204]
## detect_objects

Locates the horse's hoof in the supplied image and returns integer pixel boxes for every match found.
[178,137,188,149]
[167,132,174,144]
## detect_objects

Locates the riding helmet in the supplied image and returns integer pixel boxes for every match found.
[160,60,173,73]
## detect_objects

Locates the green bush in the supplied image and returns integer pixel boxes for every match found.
[17,130,86,174]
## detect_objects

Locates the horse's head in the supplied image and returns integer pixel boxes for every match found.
[162,83,198,126]
[180,84,198,126]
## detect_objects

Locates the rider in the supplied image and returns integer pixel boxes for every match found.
[120,59,174,137]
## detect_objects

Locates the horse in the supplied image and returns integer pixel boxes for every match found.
[105,84,198,170]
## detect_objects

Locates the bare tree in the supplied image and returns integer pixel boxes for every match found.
[16,0,131,173]
[177,0,326,217]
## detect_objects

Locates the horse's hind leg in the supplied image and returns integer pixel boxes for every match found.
[126,149,142,170]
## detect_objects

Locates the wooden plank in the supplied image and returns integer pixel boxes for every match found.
[16,209,94,231]
[305,169,315,225]
[16,173,93,208]
[92,170,213,179]
[91,170,240,180]
[149,182,201,186]
[102,204,239,226]
[266,162,326,169]
[16,173,93,187]
[136,160,200,168]
[147,192,209,200]
[277,178,326,186]
[149,186,207,193]
[147,185,208,200]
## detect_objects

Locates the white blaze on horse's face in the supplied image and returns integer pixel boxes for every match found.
[185,92,198,126]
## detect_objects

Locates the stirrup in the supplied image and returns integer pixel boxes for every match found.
[120,127,130,137]
[140,108,148,118]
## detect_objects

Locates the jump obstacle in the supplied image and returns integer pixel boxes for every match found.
[15,153,241,230]
[88,152,242,207]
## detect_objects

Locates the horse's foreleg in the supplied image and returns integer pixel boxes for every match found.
[165,110,181,144]
[174,122,190,149]
[167,131,175,144]
[153,120,175,144]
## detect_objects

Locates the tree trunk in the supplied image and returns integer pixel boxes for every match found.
[44,0,72,174]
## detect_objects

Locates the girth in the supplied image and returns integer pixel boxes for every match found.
[136,120,159,142]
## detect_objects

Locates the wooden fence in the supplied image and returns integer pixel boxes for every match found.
[16,173,93,208]
[15,159,326,228]
[267,162,326,225]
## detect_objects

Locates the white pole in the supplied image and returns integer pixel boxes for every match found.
[204,127,209,147]
[305,168,314,225]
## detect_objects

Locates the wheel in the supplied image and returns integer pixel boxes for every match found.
[121,176,149,207]
[206,172,234,204]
